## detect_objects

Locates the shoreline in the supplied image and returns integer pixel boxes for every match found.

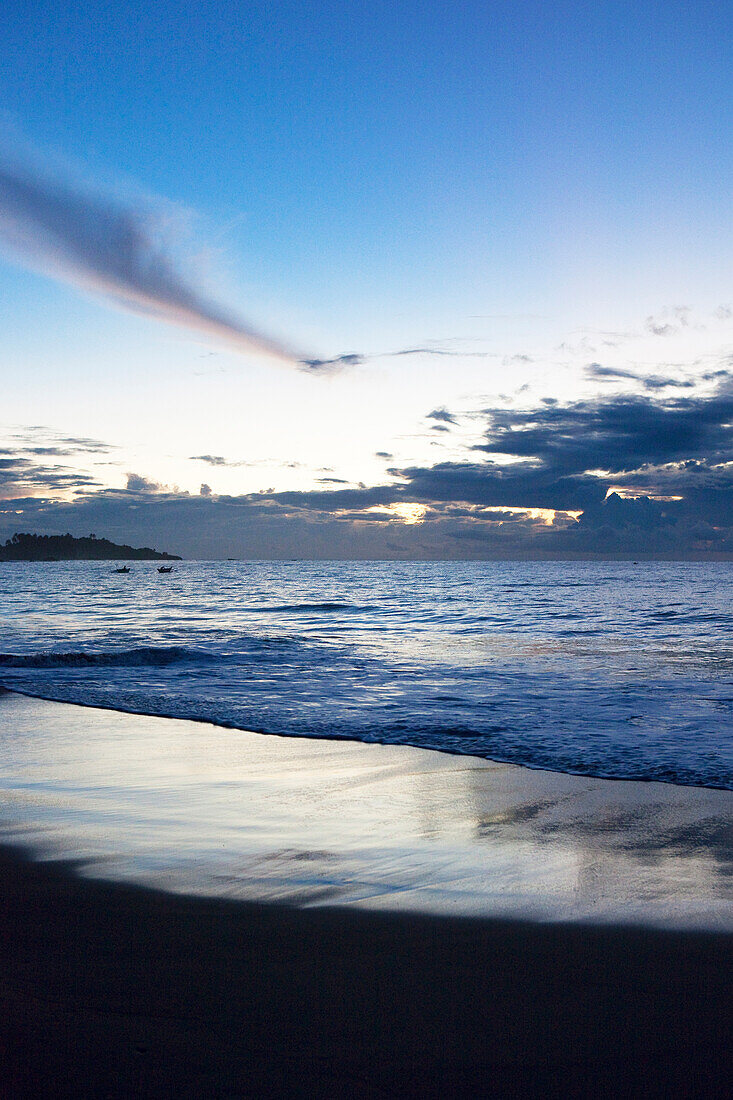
[3,684,732,794]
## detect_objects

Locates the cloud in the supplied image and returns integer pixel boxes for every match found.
[299,353,364,374]
[586,364,642,383]
[6,426,115,456]
[190,453,260,468]
[702,368,733,384]
[0,142,302,363]
[646,320,676,337]
[2,380,731,558]
[0,427,116,501]
[125,472,162,492]
[585,363,694,391]
[190,454,230,467]
[0,454,100,500]
[557,305,726,356]
[24,445,94,457]
[248,379,733,553]
[643,307,693,338]
[298,345,494,374]
[387,460,607,512]
[57,435,115,451]
[1,455,731,559]
[384,346,490,359]
[474,389,733,474]
[426,407,458,426]
[642,376,695,391]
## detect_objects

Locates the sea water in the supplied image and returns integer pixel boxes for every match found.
[0,559,731,789]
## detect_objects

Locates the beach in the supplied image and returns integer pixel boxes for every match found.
[2,846,731,1098]
[3,0,733,1093]
[1,692,731,1097]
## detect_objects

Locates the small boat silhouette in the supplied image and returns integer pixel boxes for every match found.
[157,565,174,574]
[114,565,130,574]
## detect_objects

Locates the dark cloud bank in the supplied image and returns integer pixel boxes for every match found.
[2,383,732,559]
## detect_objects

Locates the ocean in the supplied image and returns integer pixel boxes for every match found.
[0,559,731,790]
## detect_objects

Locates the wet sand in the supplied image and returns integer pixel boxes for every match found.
[0,692,731,1096]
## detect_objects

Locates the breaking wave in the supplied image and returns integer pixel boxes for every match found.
[0,646,214,668]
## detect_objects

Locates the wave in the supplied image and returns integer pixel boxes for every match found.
[0,646,215,668]
[254,601,372,614]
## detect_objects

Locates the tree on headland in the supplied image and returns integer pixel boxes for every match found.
[0,533,181,561]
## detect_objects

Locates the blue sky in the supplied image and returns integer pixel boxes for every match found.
[1,1,731,557]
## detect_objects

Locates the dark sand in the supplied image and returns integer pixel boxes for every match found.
[0,694,731,1097]
[1,846,732,1098]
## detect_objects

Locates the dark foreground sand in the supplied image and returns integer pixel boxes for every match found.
[1,845,732,1099]
[0,693,731,1097]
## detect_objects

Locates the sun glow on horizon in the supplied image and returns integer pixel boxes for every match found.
[365,503,428,525]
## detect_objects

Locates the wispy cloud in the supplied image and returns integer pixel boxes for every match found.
[384,346,491,359]
[190,454,240,467]
[298,345,494,374]
[189,453,299,469]
[5,426,115,455]
[585,363,695,391]
[558,305,724,357]
[0,141,302,363]
[0,453,101,500]
[0,427,117,500]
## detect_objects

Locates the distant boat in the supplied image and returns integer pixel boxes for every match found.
[114,565,130,574]
[157,565,174,574]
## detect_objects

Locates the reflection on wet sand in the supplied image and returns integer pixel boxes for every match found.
[0,692,730,929]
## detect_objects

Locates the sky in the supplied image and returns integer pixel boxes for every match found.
[0,0,731,558]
